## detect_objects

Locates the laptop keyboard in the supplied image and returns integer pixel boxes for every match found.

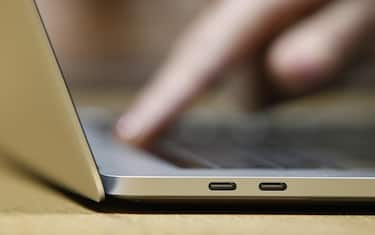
[153,116,375,169]
[77,108,375,170]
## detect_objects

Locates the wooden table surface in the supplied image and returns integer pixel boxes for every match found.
[1,90,375,235]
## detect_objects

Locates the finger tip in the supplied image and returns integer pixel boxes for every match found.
[267,38,336,95]
[114,115,149,148]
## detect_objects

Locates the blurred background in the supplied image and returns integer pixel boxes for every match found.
[35,0,208,88]
[34,0,375,120]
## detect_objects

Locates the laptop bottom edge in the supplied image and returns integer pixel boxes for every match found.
[100,174,375,202]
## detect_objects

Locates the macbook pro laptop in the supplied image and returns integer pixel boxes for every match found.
[1,0,375,203]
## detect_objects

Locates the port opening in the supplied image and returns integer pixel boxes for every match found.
[209,182,237,191]
[259,182,287,191]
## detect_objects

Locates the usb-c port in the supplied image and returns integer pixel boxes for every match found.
[259,183,287,191]
[209,182,237,191]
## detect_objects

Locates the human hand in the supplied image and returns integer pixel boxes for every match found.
[115,0,375,147]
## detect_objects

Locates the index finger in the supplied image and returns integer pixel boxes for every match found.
[115,0,327,147]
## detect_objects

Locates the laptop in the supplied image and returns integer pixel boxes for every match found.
[2,0,375,203]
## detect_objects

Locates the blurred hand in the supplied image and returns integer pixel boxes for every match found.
[116,0,375,147]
